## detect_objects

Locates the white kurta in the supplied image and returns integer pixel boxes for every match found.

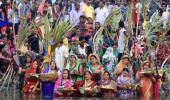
[95,7,109,24]
[55,45,69,71]
[69,9,83,26]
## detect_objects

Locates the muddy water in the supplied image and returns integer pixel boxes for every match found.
[0,86,170,100]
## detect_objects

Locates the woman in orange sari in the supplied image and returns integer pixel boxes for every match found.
[114,55,133,77]
[136,60,155,100]
[23,60,40,94]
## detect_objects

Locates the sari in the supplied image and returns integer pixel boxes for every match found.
[23,64,39,93]
[117,74,134,99]
[86,63,103,82]
[137,70,154,100]
[41,66,58,97]
[19,64,30,92]
[53,76,73,97]
[99,80,116,98]
[74,80,97,97]
[66,55,83,82]
[102,47,117,73]
[114,60,133,76]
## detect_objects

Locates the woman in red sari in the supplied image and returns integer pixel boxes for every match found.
[136,60,155,100]
[23,60,40,94]
[74,71,97,97]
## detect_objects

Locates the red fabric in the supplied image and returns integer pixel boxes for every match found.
[74,80,96,97]
[137,70,154,100]
[153,77,161,100]
[132,8,137,27]
[132,0,137,27]
[85,23,93,37]
[23,63,38,93]
[37,0,46,15]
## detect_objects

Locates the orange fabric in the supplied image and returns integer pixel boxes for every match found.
[115,61,133,76]
[137,71,153,100]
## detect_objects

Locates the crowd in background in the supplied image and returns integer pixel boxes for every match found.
[0,0,170,99]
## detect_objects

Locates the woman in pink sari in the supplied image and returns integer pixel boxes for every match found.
[53,69,73,97]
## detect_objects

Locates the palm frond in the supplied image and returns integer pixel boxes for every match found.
[16,19,33,50]
[43,15,51,50]
[51,20,74,51]
[93,8,121,53]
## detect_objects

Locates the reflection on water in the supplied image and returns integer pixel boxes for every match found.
[0,87,103,100]
[0,86,170,100]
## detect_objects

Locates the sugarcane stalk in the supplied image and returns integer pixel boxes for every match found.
[6,67,13,92]
[0,65,11,82]
[0,66,12,91]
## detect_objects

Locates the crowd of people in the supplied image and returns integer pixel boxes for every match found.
[0,0,170,99]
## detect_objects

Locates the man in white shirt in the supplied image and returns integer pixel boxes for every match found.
[55,41,69,72]
[69,1,83,26]
[105,1,114,13]
[95,1,109,24]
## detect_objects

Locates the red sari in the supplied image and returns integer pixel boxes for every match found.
[23,65,39,93]
[74,80,96,97]
[137,71,154,100]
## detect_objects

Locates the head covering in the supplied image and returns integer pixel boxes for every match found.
[88,54,100,64]
[102,47,117,65]
[63,37,68,46]
[69,53,79,61]
[141,60,151,70]
[122,55,129,60]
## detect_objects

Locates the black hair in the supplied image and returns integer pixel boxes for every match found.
[33,60,40,74]
[50,60,58,71]
[123,67,129,73]
[79,15,86,19]
[24,54,32,63]
[84,70,93,78]
[99,0,105,4]
[119,20,125,28]
[62,69,70,79]
[103,71,111,79]
[122,56,129,60]
[79,36,85,42]
[0,44,5,51]
[166,30,170,40]
[90,55,97,60]
[86,46,93,57]
[0,4,7,17]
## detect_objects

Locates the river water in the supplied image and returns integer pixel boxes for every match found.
[0,86,170,100]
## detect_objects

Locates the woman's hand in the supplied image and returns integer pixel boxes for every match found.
[56,91,63,96]
[94,70,100,73]
[73,70,79,75]
[22,69,26,72]
[32,87,36,93]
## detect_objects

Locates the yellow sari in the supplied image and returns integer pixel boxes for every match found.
[114,60,133,76]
